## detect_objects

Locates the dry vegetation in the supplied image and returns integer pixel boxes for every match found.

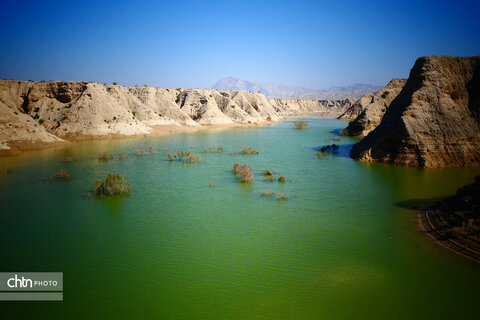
[240,146,259,155]
[232,163,254,182]
[263,169,274,176]
[203,145,224,153]
[261,189,275,196]
[277,193,288,200]
[263,175,275,182]
[262,168,286,182]
[98,152,114,161]
[168,150,202,163]
[93,173,131,196]
[293,120,308,130]
[54,169,69,179]
[316,144,339,158]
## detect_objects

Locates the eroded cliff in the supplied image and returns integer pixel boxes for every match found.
[350,56,480,168]
[0,80,349,151]
[340,79,407,137]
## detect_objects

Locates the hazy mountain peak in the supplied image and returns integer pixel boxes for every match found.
[212,77,382,100]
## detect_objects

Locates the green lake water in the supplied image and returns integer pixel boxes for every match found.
[1,118,480,319]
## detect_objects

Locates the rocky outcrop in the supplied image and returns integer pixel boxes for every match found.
[337,95,374,121]
[0,80,349,150]
[340,79,407,137]
[421,176,480,262]
[350,56,480,168]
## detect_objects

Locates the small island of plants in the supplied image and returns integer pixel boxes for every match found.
[93,173,131,196]
[232,163,254,182]
[293,120,308,130]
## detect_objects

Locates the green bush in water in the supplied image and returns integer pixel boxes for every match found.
[93,173,131,196]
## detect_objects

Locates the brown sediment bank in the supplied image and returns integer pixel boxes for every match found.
[419,177,480,263]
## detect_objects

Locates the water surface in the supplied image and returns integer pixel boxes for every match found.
[1,118,479,319]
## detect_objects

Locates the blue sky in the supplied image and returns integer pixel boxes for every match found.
[1,0,479,89]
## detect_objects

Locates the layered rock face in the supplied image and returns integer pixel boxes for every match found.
[0,80,349,149]
[337,94,375,121]
[351,56,480,168]
[340,79,407,137]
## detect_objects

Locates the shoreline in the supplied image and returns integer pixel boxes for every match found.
[0,120,284,158]
[283,111,343,118]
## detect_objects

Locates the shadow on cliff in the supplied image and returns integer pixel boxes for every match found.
[349,58,426,162]
[467,59,480,122]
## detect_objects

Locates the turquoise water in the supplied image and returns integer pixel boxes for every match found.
[1,118,480,319]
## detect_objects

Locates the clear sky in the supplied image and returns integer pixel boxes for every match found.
[1,0,479,89]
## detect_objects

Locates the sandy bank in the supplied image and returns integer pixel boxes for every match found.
[0,120,281,157]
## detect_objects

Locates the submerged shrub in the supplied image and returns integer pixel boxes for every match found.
[117,153,127,160]
[263,175,275,182]
[278,176,286,183]
[232,163,254,182]
[54,169,69,179]
[277,193,288,200]
[263,169,274,176]
[261,189,274,196]
[293,120,308,130]
[208,181,215,187]
[202,145,224,153]
[316,144,339,158]
[93,173,131,196]
[98,152,113,161]
[240,146,259,155]
[316,150,329,158]
[168,150,202,163]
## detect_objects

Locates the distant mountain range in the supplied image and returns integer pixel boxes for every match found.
[212,76,383,100]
